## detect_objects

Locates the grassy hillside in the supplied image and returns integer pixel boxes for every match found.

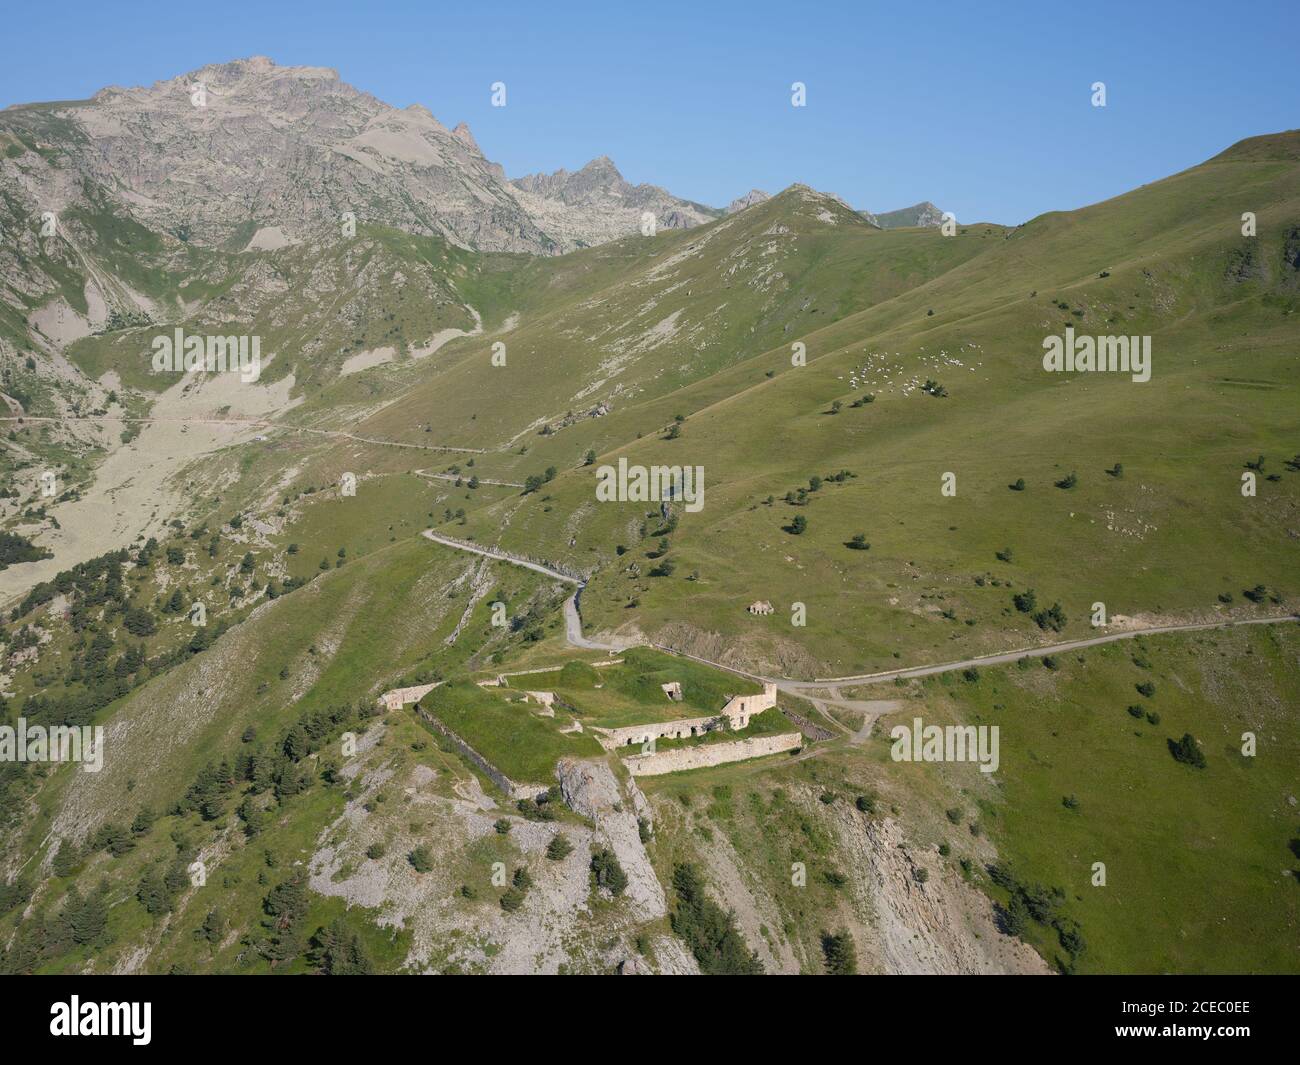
[430,132,1300,677]
[423,680,603,782]
[2,131,1297,976]
[858,620,1300,973]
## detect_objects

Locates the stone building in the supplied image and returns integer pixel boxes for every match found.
[378,683,438,712]
[593,683,779,749]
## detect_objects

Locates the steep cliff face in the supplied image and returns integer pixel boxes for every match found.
[555,756,665,921]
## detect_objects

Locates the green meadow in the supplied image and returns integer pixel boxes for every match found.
[866,621,1300,973]
[422,680,603,784]
[501,646,761,728]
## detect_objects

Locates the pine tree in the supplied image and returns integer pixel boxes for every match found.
[199,907,224,945]
[68,885,109,945]
[590,848,628,896]
[821,930,858,974]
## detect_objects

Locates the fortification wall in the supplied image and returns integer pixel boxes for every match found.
[413,706,548,801]
[378,683,438,711]
[594,683,781,750]
[594,715,718,751]
[623,732,802,776]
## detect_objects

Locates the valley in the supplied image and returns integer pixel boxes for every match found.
[0,56,1295,978]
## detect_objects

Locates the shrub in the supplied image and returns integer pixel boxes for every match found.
[998,894,1030,937]
[1169,733,1207,769]
[1013,589,1037,613]
[1032,602,1067,632]
[408,846,434,873]
[590,848,628,896]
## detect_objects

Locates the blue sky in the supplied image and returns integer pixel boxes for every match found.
[3,0,1296,225]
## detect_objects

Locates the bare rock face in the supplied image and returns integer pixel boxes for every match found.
[511,156,720,248]
[830,810,1050,975]
[0,57,719,256]
[37,56,553,253]
[726,189,770,214]
[555,756,666,921]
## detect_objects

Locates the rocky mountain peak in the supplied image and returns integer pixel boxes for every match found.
[451,121,480,151]
[864,201,947,229]
[580,155,622,177]
[726,189,770,213]
[0,55,942,258]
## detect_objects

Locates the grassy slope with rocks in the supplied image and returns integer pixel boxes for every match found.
[0,132,1297,974]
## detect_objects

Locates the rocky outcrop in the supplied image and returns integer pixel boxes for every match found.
[0,56,718,257]
[556,757,665,920]
[726,189,770,214]
[861,201,947,229]
[830,810,1051,975]
[511,156,720,248]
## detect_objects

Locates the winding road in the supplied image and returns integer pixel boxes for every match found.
[422,530,624,651]
[0,414,484,454]
[419,529,1297,707]
[414,468,524,489]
